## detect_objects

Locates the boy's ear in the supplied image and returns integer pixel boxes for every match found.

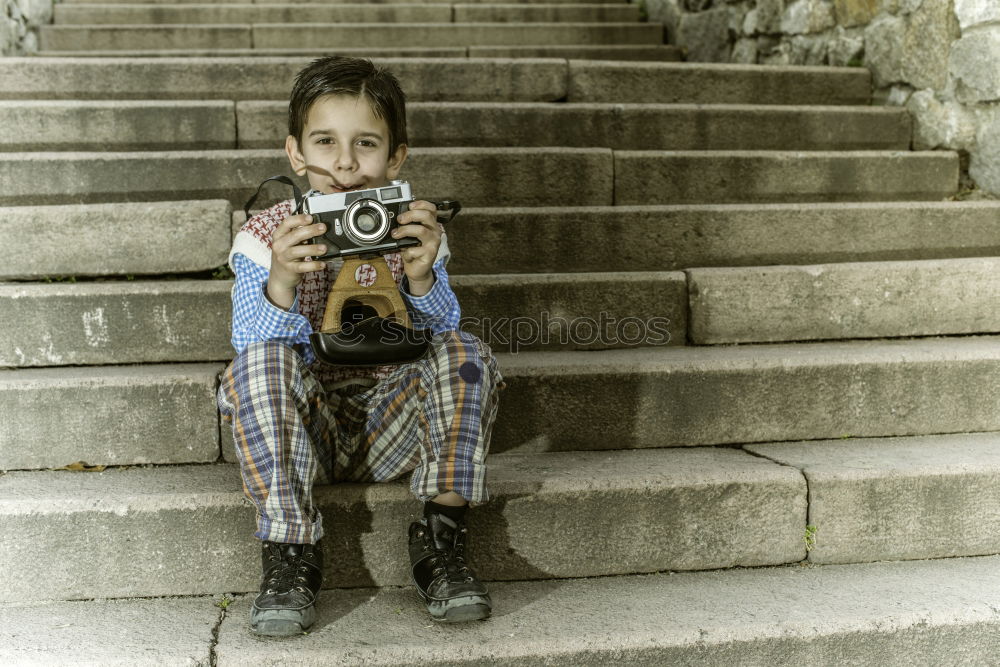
[285,135,307,176]
[386,144,408,180]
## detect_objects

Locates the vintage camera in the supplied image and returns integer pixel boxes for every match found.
[303,180,422,260]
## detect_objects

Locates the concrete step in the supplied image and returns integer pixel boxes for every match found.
[59,0,630,4]
[35,44,683,60]
[0,200,232,280]
[445,201,1000,274]
[7,200,993,282]
[0,149,956,207]
[1,101,910,152]
[0,450,806,600]
[0,58,866,105]
[748,432,1000,566]
[688,257,1000,345]
[0,57,569,101]
[240,101,912,150]
[0,148,613,207]
[569,60,872,105]
[53,3,641,24]
[0,363,223,471]
[493,336,1000,453]
[616,150,958,205]
[0,271,685,368]
[10,556,1000,664]
[39,22,662,51]
[9,555,1000,664]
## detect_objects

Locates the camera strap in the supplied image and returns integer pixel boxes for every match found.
[243,175,303,220]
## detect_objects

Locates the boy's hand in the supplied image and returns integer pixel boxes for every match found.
[268,213,327,310]
[392,200,442,296]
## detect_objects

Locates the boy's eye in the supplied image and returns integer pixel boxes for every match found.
[316,137,333,145]
[358,139,378,148]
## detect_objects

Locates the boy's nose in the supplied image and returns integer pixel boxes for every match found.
[335,149,356,171]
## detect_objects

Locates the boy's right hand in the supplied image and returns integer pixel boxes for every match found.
[267,213,327,309]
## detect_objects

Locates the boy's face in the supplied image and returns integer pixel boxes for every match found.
[285,93,407,194]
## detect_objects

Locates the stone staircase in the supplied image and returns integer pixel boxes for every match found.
[4,0,1000,664]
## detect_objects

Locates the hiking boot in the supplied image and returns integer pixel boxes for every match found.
[250,539,324,636]
[408,511,491,622]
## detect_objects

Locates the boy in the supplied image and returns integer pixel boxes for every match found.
[217,56,504,637]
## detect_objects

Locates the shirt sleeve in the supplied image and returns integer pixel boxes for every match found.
[230,252,316,364]
[399,257,461,334]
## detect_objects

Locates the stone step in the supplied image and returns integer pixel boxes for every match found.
[39,22,662,51]
[0,101,910,152]
[0,200,232,280]
[569,60,872,105]
[59,0,629,4]
[0,57,570,101]
[7,200,995,282]
[747,432,1000,566]
[493,336,1000,453]
[0,450,806,600]
[53,3,641,24]
[0,58,868,105]
[0,148,613,207]
[616,150,958,205]
[35,44,683,60]
[0,363,223,471]
[241,102,911,151]
[0,271,685,368]
[688,257,1000,345]
[445,201,1000,274]
[0,149,956,208]
[10,336,1000,470]
[8,555,1000,664]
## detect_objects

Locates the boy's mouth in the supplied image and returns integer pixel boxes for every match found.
[329,182,365,193]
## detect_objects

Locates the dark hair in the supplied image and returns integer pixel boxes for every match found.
[287,56,408,153]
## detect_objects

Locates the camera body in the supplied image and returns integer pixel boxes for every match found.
[303,180,418,260]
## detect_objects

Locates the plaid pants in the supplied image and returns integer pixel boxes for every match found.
[217,330,503,544]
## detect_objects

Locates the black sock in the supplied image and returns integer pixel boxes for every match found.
[425,499,468,524]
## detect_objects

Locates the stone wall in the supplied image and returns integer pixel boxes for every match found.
[2,0,53,56]
[645,0,1000,195]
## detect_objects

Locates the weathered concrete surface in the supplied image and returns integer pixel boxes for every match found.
[568,61,872,104]
[614,151,959,205]
[54,3,453,24]
[59,0,628,3]
[0,449,804,600]
[42,24,253,51]
[445,202,1000,274]
[491,336,1000,453]
[747,433,1000,565]
[688,257,1000,344]
[0,147,613,207]
[468,44,682,60]
[453,3,639,22]
[236,101,910,150]
[214,557,1000,665]
[0,57,568,101]
[0,597,217,666]
[0,281,233,366]
[0,364,222,470]
[253,22,662,49]
[0,100,236,151]
[452,271,686,352]
[0,200,232,279]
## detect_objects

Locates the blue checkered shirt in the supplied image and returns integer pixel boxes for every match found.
[230,253,461,366]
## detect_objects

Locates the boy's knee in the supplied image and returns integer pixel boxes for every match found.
[225,341,305,396]
[432,330,501,387]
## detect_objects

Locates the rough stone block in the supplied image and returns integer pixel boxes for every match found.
[614,150,959,205]
[568,61,872,105]
[688,257,1000,344]
[0,364,223,470]
[747,433,1000,564]
[950,27,1000,105]
[0,281,233,366]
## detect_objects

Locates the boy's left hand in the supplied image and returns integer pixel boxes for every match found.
[392,200,443,295]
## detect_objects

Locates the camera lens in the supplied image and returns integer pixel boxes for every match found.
[356,211,378,233]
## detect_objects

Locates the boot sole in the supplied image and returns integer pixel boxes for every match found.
[424,593,492,623]
[250,605,317,637]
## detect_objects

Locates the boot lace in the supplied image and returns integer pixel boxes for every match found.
[263,544,314,595]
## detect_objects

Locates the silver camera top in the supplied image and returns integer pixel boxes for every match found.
[302,180,413,216]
